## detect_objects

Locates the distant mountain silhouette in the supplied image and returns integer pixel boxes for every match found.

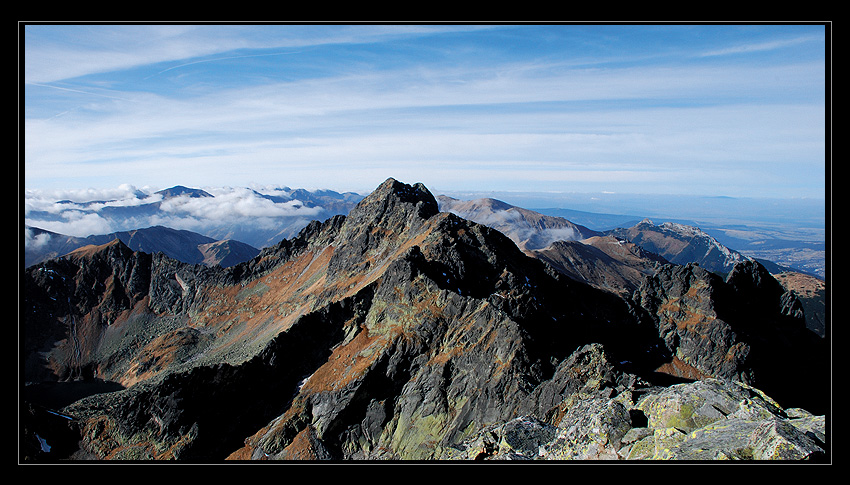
[155,185,214,199]
[25,225,259,268]
[437,195,598,251]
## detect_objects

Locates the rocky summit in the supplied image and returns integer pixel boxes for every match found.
[21,178,828,462]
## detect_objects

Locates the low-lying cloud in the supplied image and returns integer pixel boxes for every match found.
[24,227,52,249]
[159,187,320,220]
[445,205,582,251]
[24,184,338,245]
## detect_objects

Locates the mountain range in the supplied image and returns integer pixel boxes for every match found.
[437,196,824,337]
[25,184,364,253]
[25,225,260,269]
[24,182,826,342]
[21,179,829,462]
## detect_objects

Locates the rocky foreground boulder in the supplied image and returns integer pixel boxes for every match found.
[438,344,826,461]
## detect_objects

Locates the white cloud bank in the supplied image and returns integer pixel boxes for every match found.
[24,227,52,249]
[24,184,332,240]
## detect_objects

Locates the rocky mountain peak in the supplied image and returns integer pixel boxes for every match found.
[346,177,439,224]
[725,259,783,297]
[607,219,750,275]
[321,178,442,282]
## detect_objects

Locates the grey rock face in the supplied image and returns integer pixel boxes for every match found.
[632,263,749,381]
[543,396,633,459]
[628,378,826,461]
[631,261,828,415]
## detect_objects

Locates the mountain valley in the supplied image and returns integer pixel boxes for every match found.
[21,179,829,462]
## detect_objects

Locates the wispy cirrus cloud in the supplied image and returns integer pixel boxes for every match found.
[23,23,827,200]
[698,33,824,57]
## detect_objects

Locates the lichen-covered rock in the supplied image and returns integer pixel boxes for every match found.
[440,376,826,461]
[636,378,784,432]
[749,418,825,460]
[518,343,650,423]
[540,397,632,460]
[500,417,557,458]
[785,408,826,443]
[626,379,825,461]
[436,417,556,460]
[618,427,654,459]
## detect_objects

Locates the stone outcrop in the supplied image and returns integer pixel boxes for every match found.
[439,347,826,461]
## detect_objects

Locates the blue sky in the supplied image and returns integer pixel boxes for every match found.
[23,23,828,201]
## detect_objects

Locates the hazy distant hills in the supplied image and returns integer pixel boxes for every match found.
[439,197,752,281]
[154,185,214,199]
[440,195,821,277]
[603,219,820,279]
[524,207,644,232]
[531,236,670,297]
[437,195,599,251]
[606,219,752,276]
[532,206,825,279]
[25,225,260,269]
[24,185,365,267]
[24,227,92,268]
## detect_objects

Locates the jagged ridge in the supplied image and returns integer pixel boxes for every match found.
[607,218,751,275]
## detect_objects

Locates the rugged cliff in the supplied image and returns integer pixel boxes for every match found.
[631,260,828,416]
